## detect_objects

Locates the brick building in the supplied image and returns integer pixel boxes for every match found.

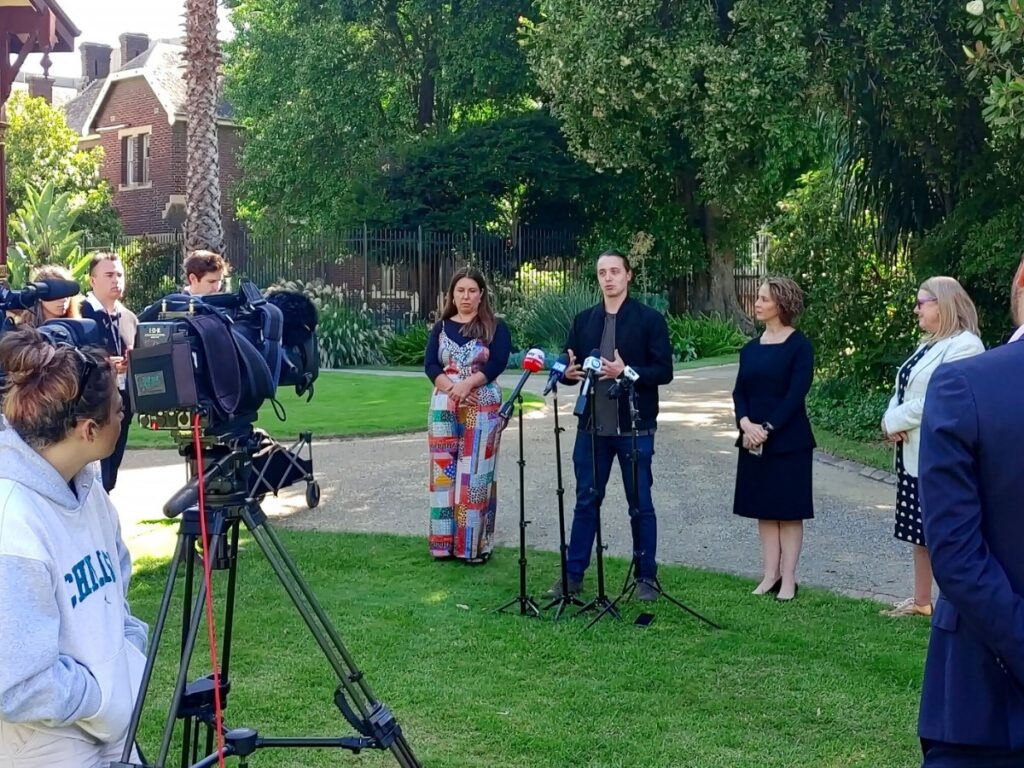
[63,33,242,240]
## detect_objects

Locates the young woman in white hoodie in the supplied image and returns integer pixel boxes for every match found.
[0,327,147,767]
[880,276,985,618]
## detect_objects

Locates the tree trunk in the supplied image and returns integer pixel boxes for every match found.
[184,0,224,253]
[688,204,753,332]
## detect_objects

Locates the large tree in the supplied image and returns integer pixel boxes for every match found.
[4,91,120,243]
[224,0,535,230]
[185,0,225,252]
[527,0,822,320]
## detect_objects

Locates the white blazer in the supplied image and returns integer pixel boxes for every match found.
[883,330,985,476]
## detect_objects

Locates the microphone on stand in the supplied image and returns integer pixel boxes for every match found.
[572,348,603,418]
[607,365,640,399]
[542,352,570,396]
[498,348,546,423]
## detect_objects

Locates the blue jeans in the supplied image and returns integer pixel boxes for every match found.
[566,430,657,582]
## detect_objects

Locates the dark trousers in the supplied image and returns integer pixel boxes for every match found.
[566,430,657,581]
[101,400,131,492]
[922,739,1024,767]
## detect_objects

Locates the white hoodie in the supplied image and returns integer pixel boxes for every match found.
[0,423,147,760]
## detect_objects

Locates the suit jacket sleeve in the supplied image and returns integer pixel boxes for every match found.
[765,336,814,431]
[884,336,985,434]
[919,365,1024,690]
[631,311,674,389]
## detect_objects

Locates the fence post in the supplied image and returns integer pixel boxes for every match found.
[362,222,369,309]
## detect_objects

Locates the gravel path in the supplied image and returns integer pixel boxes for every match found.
[115,364,910,604]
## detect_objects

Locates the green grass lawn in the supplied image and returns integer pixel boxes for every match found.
[128,372,543,449]
[128,532,928,768]
[814,427,893,472]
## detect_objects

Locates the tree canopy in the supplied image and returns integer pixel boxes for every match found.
[224,0,536,229]
[4,91,120,243]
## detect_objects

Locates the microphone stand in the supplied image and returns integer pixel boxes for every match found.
[574,370,619,625]
[543,380,584,620]
[591,382,721,631]
[494,393,541,618]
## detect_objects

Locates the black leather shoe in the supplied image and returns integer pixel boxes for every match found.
[636,580,659,602]
[544,577,582,599]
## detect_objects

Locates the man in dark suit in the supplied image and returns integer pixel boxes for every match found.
[917,263,1024,767]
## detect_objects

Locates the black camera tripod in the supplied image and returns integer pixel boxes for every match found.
[585,383,721,631]
[113,432,420,768]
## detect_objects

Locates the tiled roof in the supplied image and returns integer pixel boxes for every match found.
[62,42,235,136]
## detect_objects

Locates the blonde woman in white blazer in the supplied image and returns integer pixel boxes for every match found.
[880,276,984,617]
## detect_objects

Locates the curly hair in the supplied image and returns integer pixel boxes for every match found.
[0,328,117,450]
[762,276,805,326]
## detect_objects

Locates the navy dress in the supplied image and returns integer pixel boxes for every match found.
[732,330,816,521]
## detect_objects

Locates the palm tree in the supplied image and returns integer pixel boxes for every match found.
[184,0,224,253]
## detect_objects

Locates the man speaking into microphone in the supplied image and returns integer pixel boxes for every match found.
[545,250,673,602]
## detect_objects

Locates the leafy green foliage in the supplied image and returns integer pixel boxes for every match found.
[516,281,600,351]
[117,239,180,312]
[224,0,536,230]
[6,182,90,287]
[4,91,121,243]
[350,110,603,231]
[766,169,919,388]
[666,314,747,362]
[807,378,893,444]
[962,0,1024,141]
[526,0,822,317]
[382,323,429,366]
[317,304,388,367]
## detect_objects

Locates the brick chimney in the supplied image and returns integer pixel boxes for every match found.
[119,33,151,68]
[81,42,113,84]
[27,75,54,103]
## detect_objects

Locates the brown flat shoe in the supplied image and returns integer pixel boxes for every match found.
[880,597,932,617]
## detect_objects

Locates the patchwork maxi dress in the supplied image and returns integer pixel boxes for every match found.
[427,320,510,560]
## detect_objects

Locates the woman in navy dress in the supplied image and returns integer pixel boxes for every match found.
[732,277,815,602]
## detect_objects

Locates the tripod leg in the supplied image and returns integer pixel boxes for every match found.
[652,580,723,630]
[239,507,421,768]
[118,533,188,764]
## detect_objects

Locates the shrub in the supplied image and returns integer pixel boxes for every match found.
[119,238,179,311]
[270,278,387,367]
[807,378,892,444]
[383,323,429,366]
[517,281,600,350]
[666,313,747,361]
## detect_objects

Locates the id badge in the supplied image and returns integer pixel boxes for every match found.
[117,372,127,391]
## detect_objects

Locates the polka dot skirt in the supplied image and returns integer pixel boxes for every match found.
[892,344,929,546]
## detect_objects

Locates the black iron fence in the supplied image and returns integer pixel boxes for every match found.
[84,226,766,327]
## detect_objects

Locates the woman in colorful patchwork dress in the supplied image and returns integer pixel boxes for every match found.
[425,267,511,563]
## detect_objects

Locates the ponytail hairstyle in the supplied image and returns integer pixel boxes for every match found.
[0,328,117,450]
[439,266,497,343]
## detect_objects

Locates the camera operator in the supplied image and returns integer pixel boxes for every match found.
[0,328,147,767]
[183,249,228,296]
[544,250,674,603]
[81,252,137,492]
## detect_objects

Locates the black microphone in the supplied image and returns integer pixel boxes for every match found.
[607,365,640,399]
[572,348,603,417]
[542,352,570,396]
[498,348,546,422]
[0,278,81,310]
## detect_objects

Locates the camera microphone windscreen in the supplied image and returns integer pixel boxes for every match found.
[4,278,82,310]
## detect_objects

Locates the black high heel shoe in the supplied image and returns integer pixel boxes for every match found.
[776,584,799,602]
[753,578,782,596]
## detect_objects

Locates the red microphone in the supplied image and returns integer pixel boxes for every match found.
[499,348,545,422]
